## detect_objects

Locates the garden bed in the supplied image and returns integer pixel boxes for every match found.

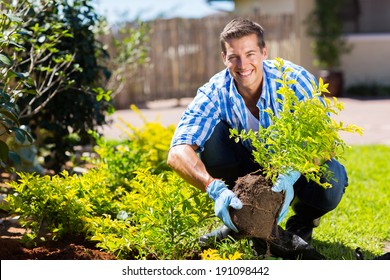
[0,171,117,260]
[0,210,117,260]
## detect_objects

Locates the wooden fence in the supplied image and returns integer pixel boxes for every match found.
[113,13,296,109]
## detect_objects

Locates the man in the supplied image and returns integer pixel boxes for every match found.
[167,18,347,254]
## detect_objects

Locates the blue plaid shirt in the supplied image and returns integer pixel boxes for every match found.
[170,59,317,152]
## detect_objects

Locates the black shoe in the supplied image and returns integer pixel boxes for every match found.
[199,225,236,248]
[286,215,321,243]
[252,226,326,260]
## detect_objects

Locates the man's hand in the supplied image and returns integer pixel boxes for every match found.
[206,179,243,232]
[271,170,301,223]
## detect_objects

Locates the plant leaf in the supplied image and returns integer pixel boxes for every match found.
[0,54,12,66]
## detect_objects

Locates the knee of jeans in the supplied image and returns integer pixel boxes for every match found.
[325,159,348,187]
[320,187,345,212]
[318,164,348,212]
[299,184,345,214]
[295,160,348,213]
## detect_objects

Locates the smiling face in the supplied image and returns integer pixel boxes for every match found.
[221,34,268,96]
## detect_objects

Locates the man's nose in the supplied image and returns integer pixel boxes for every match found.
[237,56,249,69]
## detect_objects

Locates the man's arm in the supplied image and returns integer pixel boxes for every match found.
[168,143,242,232]
[167,144,213,191]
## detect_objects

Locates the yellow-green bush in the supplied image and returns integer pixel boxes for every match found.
[88,170,213,259]
[92,105,176,188]
[5,168,120,244]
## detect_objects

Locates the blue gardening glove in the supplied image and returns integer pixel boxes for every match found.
[206,179,243,232]
[271,170,301,224]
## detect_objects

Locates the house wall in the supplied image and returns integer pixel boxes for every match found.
[341,34,390,87]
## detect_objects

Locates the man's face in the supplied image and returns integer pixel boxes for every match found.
[221,34,267,94]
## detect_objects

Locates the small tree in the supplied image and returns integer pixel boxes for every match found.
[0,0,33,167]
[12,0,113,171]
[2,0,150,172]
[231,58,362,188]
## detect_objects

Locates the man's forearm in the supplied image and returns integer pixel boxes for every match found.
[167,144,213,191]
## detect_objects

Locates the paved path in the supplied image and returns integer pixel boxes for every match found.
[100,97,390,146]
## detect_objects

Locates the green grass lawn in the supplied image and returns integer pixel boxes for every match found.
[311,145,390,259]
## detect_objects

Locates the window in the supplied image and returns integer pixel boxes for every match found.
[342,0,390,33]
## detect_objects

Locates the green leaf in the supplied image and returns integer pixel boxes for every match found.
[0,140,9,161]
[6,69,29,79]
[0,54,12,66]
[14,127,31,144]
[8,151,21,166]
[5,13,23,23]
[0,108,19,125]
[117,210,128,220]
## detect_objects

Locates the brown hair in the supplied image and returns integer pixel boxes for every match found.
[220,18,266,54]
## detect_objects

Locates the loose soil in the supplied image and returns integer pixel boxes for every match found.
[230,174,284,240]
[0,211,117,260]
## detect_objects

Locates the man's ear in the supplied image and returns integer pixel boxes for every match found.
[221,51,228,67]
[262,45,268,59]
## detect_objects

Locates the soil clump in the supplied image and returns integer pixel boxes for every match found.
[230,174,284,240]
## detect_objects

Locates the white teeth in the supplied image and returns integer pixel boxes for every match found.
[239,70,252,77]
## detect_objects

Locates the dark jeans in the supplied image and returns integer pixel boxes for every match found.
[199,121,348,223]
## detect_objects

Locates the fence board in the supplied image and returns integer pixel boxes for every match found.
[114,13,296,109]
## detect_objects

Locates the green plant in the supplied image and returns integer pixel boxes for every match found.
[4,168,120,244]
[83,214,138,259]
[305,0,351,69]
[92,105,176,188]
[83,170,214,259]
[230,58,362,187]
[130,170,213,259]
[1,0,151,172]
[0,0,33,165]
[202,238,263,260]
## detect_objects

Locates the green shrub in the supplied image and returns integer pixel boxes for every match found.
[87,170,213,260]
[129,170,212,259]
[0,0,33,165]
[4,168,120,244]
[11,0,113,171]
[93,105,176,188]
[231,58,363,187]
[84,214,138,259]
